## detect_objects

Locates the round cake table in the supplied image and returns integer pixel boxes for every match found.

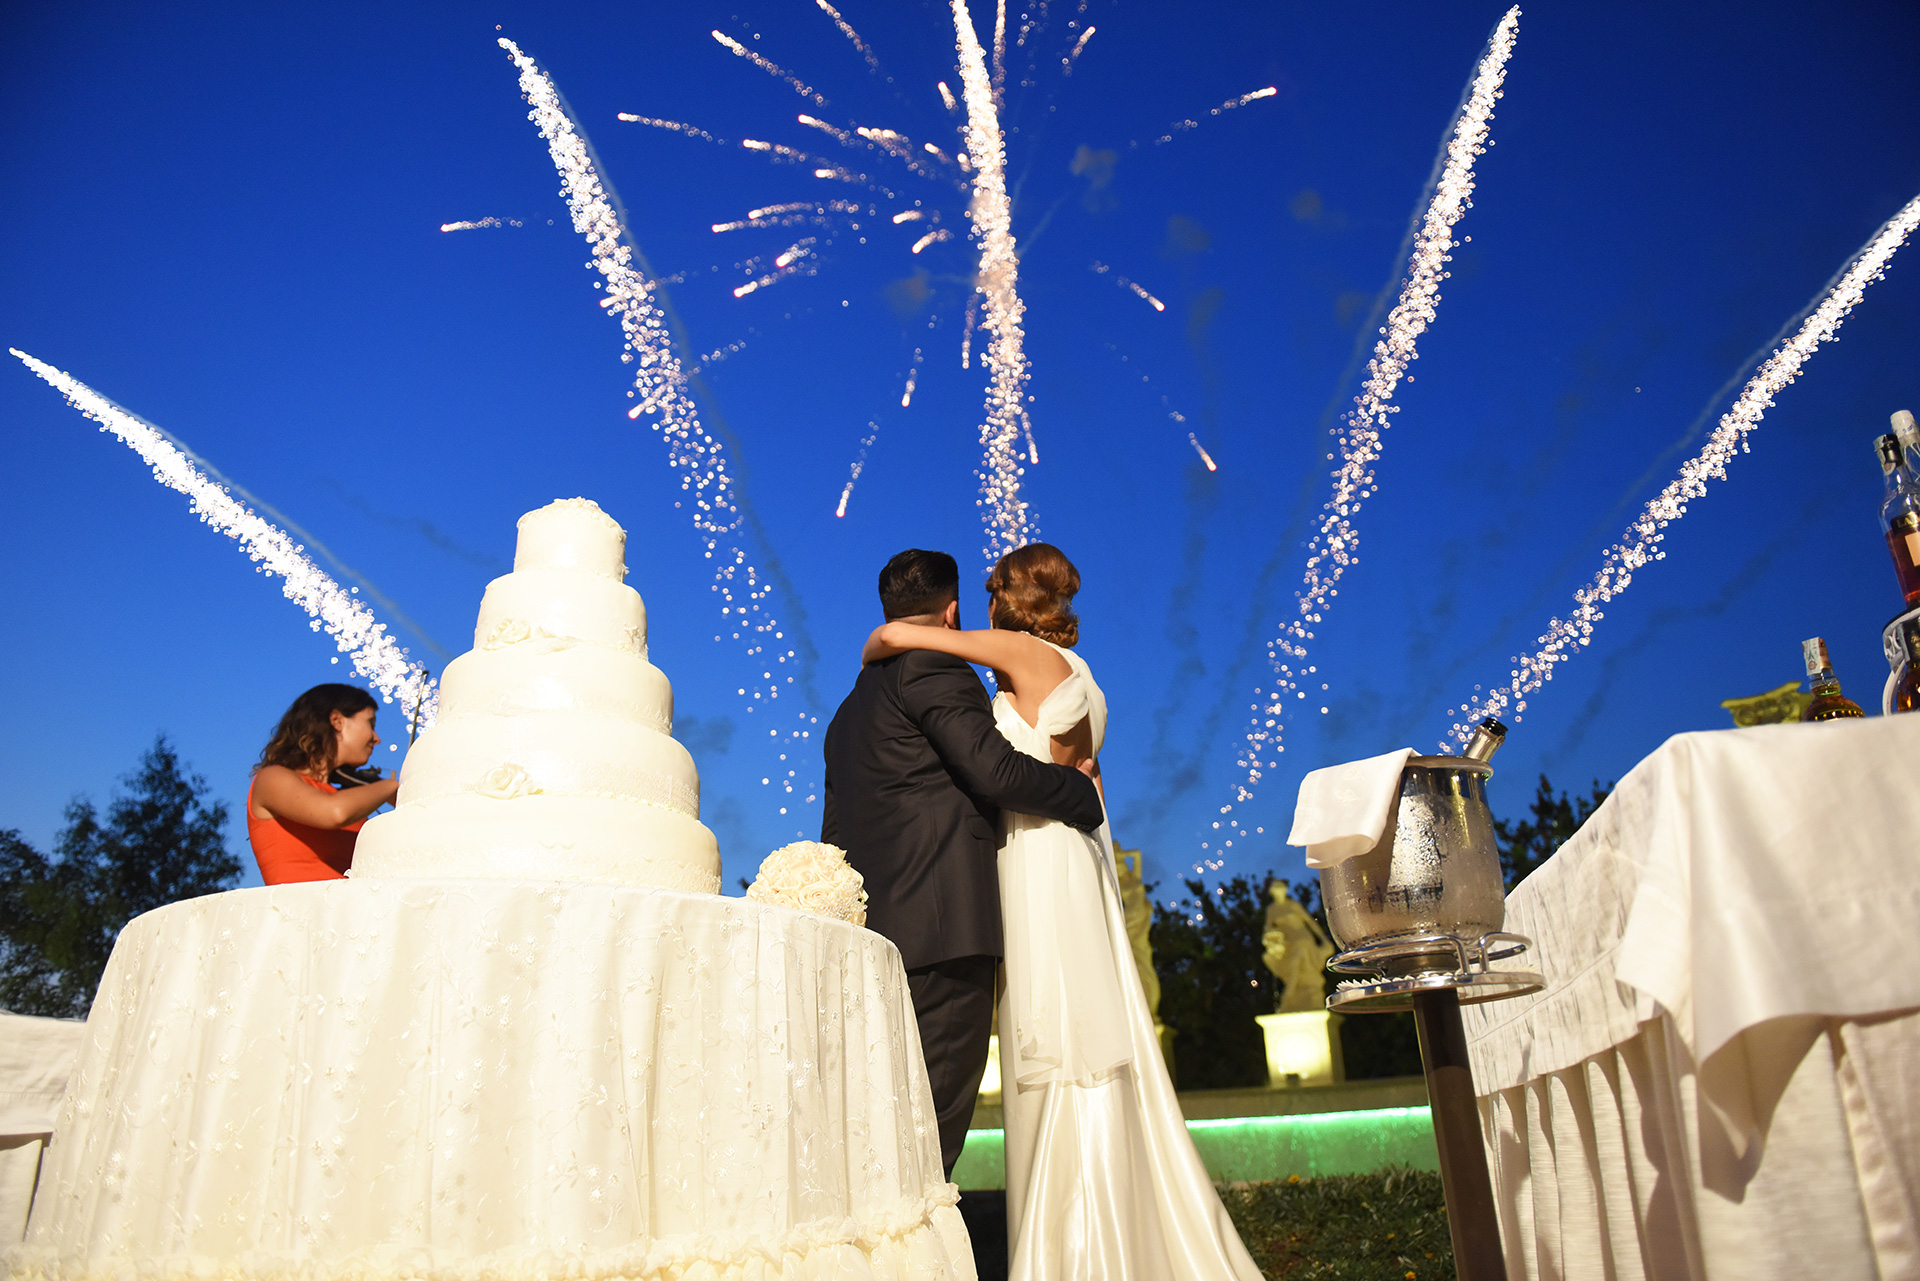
[11,880,973,1280]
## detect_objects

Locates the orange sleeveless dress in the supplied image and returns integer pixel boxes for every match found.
[247,772,362,884]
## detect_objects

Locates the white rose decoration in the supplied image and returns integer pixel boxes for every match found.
[476,763,536,800]
[482,618,532,650]
[746,841,868,926]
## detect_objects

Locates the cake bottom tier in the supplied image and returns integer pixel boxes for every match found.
[350,794,720,894]
[13,881,970,1281]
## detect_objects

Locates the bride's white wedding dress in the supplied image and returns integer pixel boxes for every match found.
[992,641,1263,1281]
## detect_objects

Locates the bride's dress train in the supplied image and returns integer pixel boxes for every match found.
[993,642,1263,1281]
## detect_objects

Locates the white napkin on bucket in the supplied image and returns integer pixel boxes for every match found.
[1287,748,1414,869]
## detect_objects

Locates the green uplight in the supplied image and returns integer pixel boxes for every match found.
[952,1106,1437,1191]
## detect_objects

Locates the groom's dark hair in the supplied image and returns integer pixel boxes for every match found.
[879,549,960,619]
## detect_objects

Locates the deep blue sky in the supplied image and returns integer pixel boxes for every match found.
[4,1,1917,896]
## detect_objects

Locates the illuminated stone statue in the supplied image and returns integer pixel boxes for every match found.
[1262,884,1334,1013]
[1112,843,1160,1018]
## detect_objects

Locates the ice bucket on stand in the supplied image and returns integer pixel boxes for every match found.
[1316,719,1541,1281]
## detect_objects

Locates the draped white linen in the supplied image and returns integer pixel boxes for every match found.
[1462,716,1920,1281]
[0,1014,85,1243]
[10,880,975,1281]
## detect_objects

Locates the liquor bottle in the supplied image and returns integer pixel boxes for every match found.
[1894,409,1920,469]
[1893,616,1920,714]
[1800,637,1865,722]
[1877,433,1920,608]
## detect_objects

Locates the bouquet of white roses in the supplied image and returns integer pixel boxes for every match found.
[745,841,868,926]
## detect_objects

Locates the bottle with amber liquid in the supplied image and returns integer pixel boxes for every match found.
[1800,637,1865,722]
[1878,433,1920,608]
[1892,617,1920,714]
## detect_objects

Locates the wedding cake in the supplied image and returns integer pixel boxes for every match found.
[351,498,722,893]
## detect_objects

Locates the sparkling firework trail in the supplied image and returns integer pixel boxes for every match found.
[960,292,979,368]
[893,209,925,223]
[901,347,924,407]
[500,36,817,815]
[937,81,958,113]
[910,227,953,254]
[12,349,437,723]
[812,0,880,72]
[1092,261,1165,311]
[1446,189,1920,741]
[710,31,827,106]
[440,216,523,232]
[615,114,722,143]
[1064,26,1096,73]
[1189,434,1218,471]
[836,420,883,517]
[1142,85,1280,146]
[951,0,1038,561]
[797,114,852,144]
[1203,6,1521,870]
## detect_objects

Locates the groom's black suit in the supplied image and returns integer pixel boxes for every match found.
[822,647,1102,1173]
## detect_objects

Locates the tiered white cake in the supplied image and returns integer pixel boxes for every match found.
[352,498,721,893]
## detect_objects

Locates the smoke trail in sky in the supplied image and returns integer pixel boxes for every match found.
[440,216,524,232]
[813,0,880,72]
[1446,190,1920,741]
[951,0,1039,562]
[1194,6,1520,870]
[710,31,827,106]
[13,349,437,722]
[500,36,819,816]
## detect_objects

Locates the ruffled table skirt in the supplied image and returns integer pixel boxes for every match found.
[10,880,973,1280]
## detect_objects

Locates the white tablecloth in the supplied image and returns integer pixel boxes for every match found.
[11,880,972,1281]
[0,1015,85,1243]
[1462,715,1920,1281]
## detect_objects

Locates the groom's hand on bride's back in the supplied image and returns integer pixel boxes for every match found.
[897,651,1104,833]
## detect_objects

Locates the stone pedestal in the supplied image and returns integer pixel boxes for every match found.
[1256,1010,1344,1088]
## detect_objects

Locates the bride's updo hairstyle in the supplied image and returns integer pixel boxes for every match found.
[985,543,1080,648]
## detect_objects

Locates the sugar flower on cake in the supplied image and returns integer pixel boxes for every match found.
[476,763,538,800]
[481,618,532,650]
[746,841,868,926]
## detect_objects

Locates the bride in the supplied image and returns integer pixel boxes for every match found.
[863,543,1262,1280]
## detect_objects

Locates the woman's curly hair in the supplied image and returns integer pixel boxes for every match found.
[257,684,377,777]
[985,543,1081,648]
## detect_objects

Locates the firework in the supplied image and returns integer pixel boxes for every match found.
[901,347,924,408]
[951,0,1039,562]
[1447,190,1920,740]
[812,0,880,72]
[12,349,436,723]
[836,420,884,517]
[499,36,817,816]
[615,114,721,144]
[440,217,523,232]
[1202,6,1522,868]
[1064,26,1096,74]
[711,31,827,106]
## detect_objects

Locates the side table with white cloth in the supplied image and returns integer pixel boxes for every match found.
[10,879,974,1281]
[1461,715,1920,1281]
[0,1015,85,1242]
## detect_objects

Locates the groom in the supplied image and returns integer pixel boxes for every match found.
[821,548,1104,1176]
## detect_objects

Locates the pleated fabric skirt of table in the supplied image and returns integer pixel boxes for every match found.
[9,880,975,1281]
[1478,1010,1920,1281]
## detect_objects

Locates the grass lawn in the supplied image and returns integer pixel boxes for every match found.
[1219,1167,1455,1280]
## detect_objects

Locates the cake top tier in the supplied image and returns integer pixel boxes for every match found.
[515,498,627,581]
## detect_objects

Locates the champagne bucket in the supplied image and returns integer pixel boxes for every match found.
[1319,755,1504,973]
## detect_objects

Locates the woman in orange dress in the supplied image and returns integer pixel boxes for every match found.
[247,683,400,884]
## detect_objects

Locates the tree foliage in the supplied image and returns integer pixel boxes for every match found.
[0,736,240,1017]
[1494,774,1613,890]
[1148,872,1277,1091]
